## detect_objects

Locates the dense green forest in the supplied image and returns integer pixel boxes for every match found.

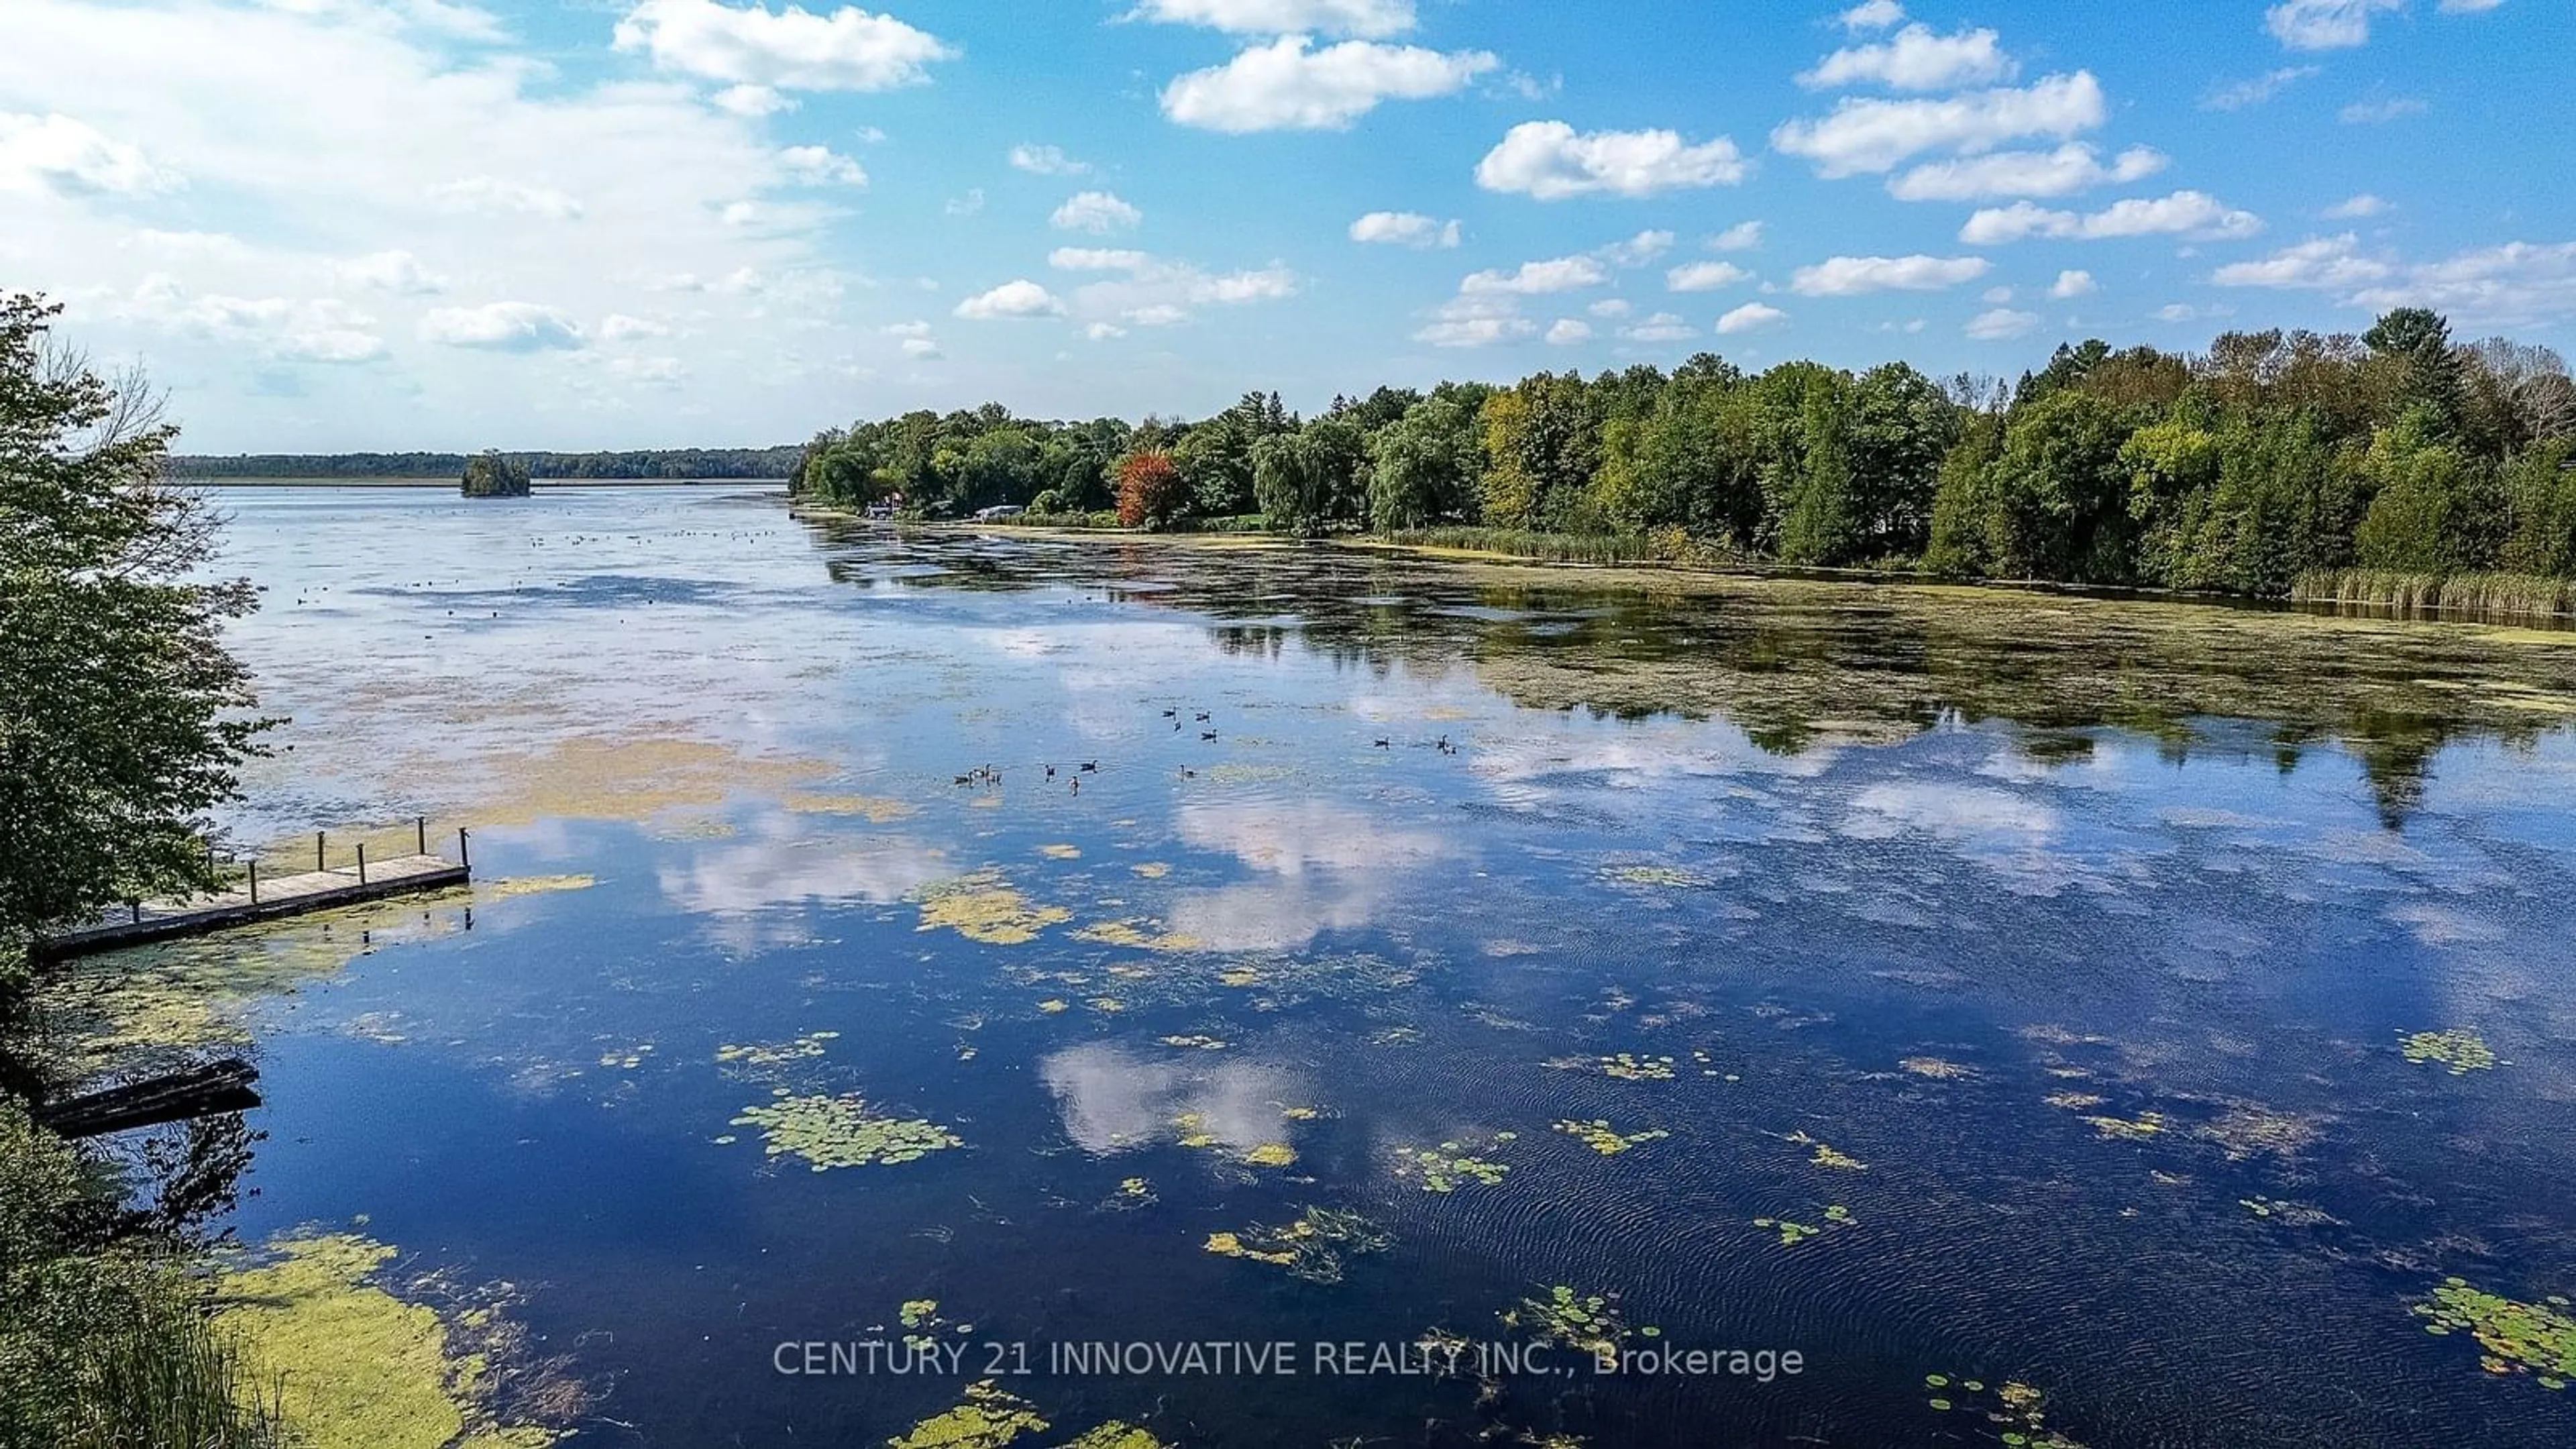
[790,308,2576,604]
[170,446,800,480]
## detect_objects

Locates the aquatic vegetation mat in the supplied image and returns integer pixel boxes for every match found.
[1923,1375,2087,1446]
[2413,1279,2576,1389]
[1553,1120,1669,1156]
[729,1094,963,1170]
[1203,1208,1391,1283]
[215,1231,568,1449]
[918,870,1072,945]
[1393,1133,1517,1191]
[1754,1205,1854,1246]
[887,1380,1048,1449]
[1502,1285,1658,1363]
[2400,1029,2499,1075]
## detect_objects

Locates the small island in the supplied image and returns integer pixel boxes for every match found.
[460,452,531,498]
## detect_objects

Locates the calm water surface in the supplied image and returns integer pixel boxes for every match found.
[105,486,2576,1445]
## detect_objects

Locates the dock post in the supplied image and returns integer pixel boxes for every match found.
[249,859,259,904]
[458,827,471,871]
[130,900,141,925]
[316,831,326,872]
[417,815,427,855]
[356,843,367,885]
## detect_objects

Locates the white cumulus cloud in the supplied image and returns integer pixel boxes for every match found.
[1474,120,1750,200]
[1799,25,2015,92]
[1709,221,1765,252]
[1839,1,1906,30]
[1772,71,2105,178]
[1667,260,1750,292]
[0,111,180,196]
[776,144,867,186]
[2325,193,2388,219]
[418,300,584,351]
[1620,311,1694,343]
[1051,190,1143,233]
[954,279,1066,319]
[337,250,447,296]
[1790,254,1990,296]
[1715,301,1788,334]
[1961,191,2263,245]
[1126,0,1418,37]
[2265,0,2403,52]
[1965,307,2039,340]
[2049,269,2097,299]
[1161,37,1496,132]
[1349,211,1460,248]
[1460,256,1609,294]
[612,0,955,93]
[1008,143,1089,176]
[1544,318,1592,345]
[1887,143,2165,202]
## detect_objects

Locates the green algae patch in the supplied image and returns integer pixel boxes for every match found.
[2079,1112,2166,1141]
[786,793,919,823]
[1239,1142,1298,1168]
[1056,1425,1169,1449]
[1393,1133,1517,1192]
[1072,919,1207,953]
[1203,1208,1391,1284]
[1130,862,1171,878]
[888,1380,1048,1449]
[2199,1104,2324,1161]
[1603,865,1709,890]
[730,1095,963,1170]
[2401,1029,2499,1075]
[31,890,481,1073]
[1754,1205,1853,1247]
[717,1030,841,1072]
[215,1232,563,1449]
[1899,1056,1976,1080]
[476,874,598,903]
[918,871,1072,945]
[1553,1120,1669,1157]
[1157,1034,1229,1051]
[1924,1376,2086,1446]
[2414,1279,2576,1389]
[1784,1131,1866,1171]
[1038,843,1083,860]
[1550,1052,1676,1081]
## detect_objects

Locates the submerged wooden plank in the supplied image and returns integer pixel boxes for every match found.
[39,1058,262,1139]
[33,855,471,960]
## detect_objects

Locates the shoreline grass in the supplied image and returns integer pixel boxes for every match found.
[2294,569,2576,623]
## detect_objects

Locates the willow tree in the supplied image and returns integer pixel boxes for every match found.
[0,294,268,969]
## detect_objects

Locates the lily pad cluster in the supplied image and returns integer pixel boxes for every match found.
[1923,1375,2085,1446]
[1393,1134,1516,1191]
[729,1095,963,1171]
[2413,1279,2575,1389]
[716,1031,840,1071]
[1501,1285,1657,1363]
[1754,1205,1853,1246]
[1203,1208,1391,1284]
[2400,1029,2498,1075]
[1552,1119,1669,1156]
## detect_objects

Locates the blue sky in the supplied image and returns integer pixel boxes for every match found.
[3,0,2569,451]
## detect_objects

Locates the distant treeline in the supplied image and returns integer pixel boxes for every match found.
[170,447,802,480]
[790,307,2576,604]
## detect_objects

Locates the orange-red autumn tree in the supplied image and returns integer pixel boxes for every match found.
[1116,450,1186,529]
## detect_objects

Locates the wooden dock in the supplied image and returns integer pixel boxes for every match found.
[35,851,471,961]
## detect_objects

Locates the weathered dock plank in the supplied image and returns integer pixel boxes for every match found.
[34,854,471,960]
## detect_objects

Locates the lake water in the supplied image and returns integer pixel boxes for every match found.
[70,485,2576,1446]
